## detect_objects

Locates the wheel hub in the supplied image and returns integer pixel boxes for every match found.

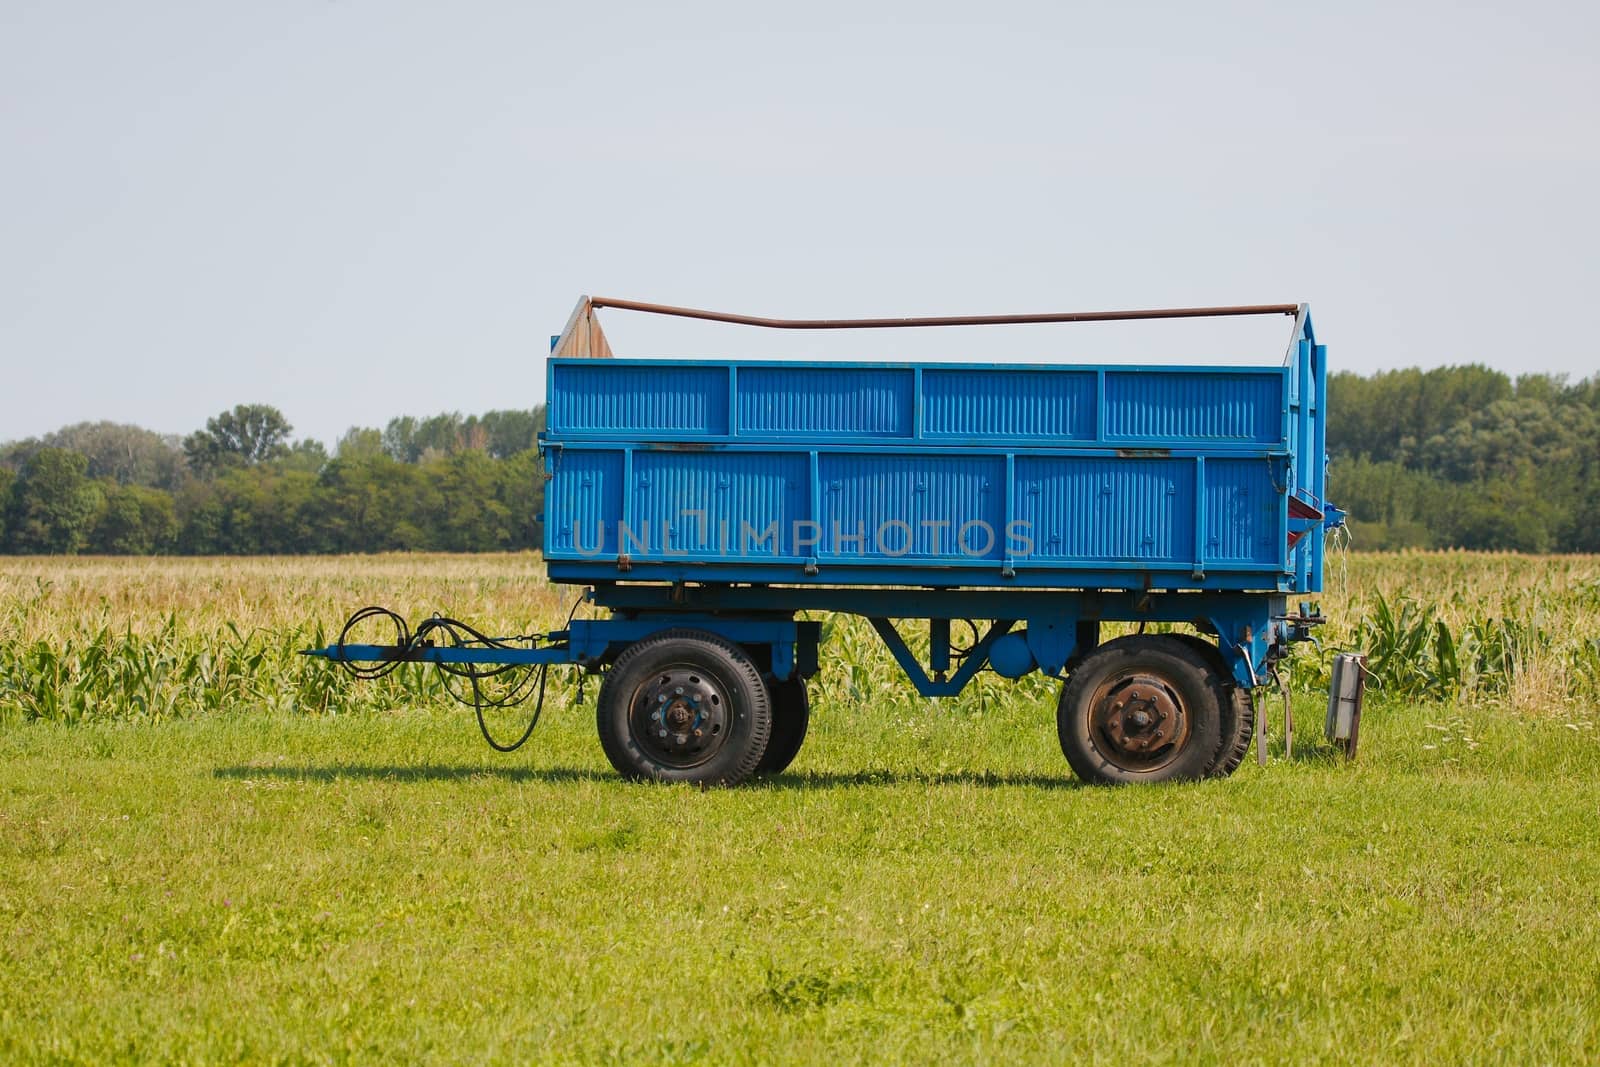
[634,669,728,767]
[1091,673,1186,767]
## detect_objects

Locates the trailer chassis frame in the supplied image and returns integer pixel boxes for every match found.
[308,582,1313,697]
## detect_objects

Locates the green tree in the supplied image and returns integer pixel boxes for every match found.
[91,483,179,554]
[1327,456,1442,549]
[481,408,546,459]
[379,408,546,463]
[280,439,329,474]
[43,421,187,489]
[498,448,546,549]
[382,413,466,462]
[311,454,440,552]
[430,450,513,551]
[0,437,42,473]
[218,466,322,553]
[184,404,294,476]
[337,427,385,460]
[175,481,226,554]
[411,413,468,460]
[1435,474,1559,552]
[4,448,102,553]
[0,466,14,546]
[381,415,423,462]
[1328,365,1512,462]
[1416,397,1595,482]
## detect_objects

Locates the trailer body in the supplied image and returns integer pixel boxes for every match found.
[543,332,1327,596]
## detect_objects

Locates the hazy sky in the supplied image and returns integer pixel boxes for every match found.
[3,0,1597,447]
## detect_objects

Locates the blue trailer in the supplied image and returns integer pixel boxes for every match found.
[307,296,1345,785]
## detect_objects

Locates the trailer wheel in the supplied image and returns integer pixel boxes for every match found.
[1056,635,1225,785]
[596,629,772,786]
[755,676,810,776]
[1168,633,1256,779]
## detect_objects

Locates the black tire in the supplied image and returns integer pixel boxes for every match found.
[1168,633,1257,779]
[596,629,771,786]
[1215,687,1256,777]
[1056,635,1225,785]
[755,675,810,776]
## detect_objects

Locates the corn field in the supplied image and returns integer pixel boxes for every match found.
[1,551,1597,725]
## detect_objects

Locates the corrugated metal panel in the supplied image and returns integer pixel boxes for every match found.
[922,368,1096,440]
[1203,458,1281,564]
[1104,371,1281,444]
[818,453,1005,559]
[737,366,912,437]
[552,363,728,435]
[631,451,806,557]
[1015,456,1194,563]
[544,450,623,557]
[543,354,1313,590]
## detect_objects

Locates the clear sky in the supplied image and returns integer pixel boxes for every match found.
[3,0,1597,447]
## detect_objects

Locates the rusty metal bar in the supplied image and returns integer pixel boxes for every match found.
[588,296,1300,330]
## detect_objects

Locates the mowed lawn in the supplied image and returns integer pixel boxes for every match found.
[4,690,1599,1064]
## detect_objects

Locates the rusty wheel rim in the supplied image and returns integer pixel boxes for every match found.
[1087,670,1192,773]
[630,664,731,769]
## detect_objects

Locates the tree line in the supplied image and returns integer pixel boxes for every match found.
[0,405,546,554]
[1327,368,1600,552]
[2,366,1598,555]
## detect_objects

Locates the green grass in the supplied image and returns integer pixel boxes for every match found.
[4,691,1599,1064]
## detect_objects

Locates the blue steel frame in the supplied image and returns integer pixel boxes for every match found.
[585,583,1286,691]
[308,585,1287,693]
